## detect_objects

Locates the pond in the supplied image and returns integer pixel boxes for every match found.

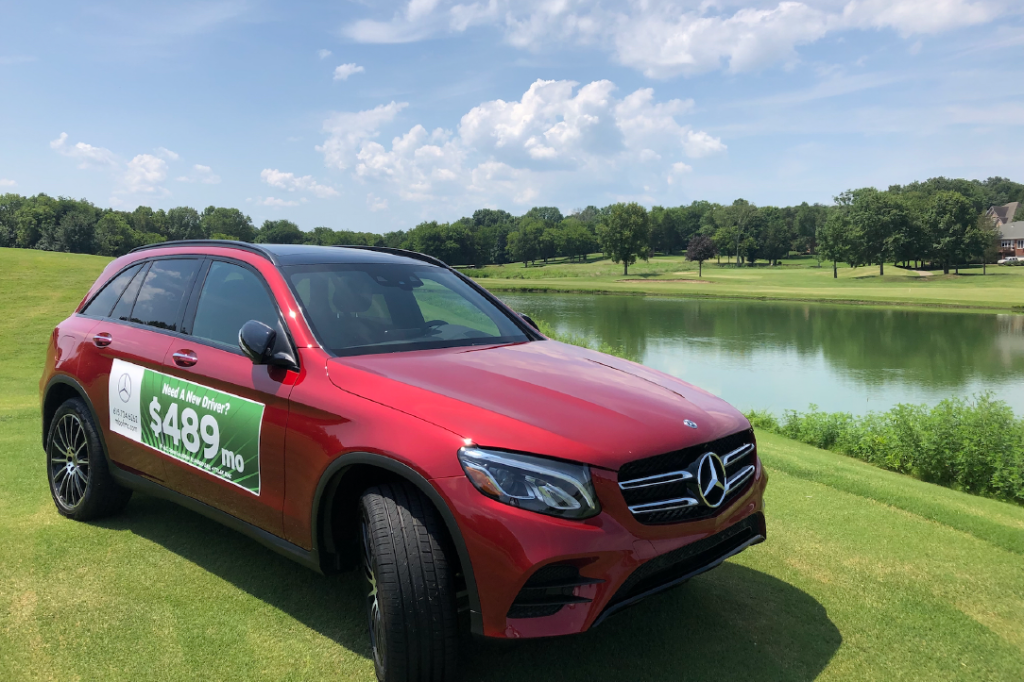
[498,293,1024,416]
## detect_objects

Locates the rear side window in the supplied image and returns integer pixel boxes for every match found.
[129,259,201,332]
[191,261,281,348]
[111,262,149,322]
[81,264,143,317]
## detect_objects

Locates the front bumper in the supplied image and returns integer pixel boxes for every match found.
[431,455,768,639]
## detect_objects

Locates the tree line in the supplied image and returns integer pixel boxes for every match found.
[1,176,1022,275]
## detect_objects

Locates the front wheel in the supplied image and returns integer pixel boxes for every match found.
[47,397,132,520]
[359,482,459,682]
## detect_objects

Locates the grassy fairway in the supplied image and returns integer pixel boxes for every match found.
[2,247,1024,681]
[468,254,1024,311]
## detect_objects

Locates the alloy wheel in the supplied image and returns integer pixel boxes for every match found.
[50,413,90,509]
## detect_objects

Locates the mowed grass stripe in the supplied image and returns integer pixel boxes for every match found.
[757,432,1024,555]
[2,247,1023,680]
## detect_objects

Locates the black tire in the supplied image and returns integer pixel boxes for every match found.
[359,482,459,682]
[46,397,132,521]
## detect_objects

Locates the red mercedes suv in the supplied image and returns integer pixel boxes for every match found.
[40,241,766,682]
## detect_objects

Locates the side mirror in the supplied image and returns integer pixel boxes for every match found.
[519,313,539,331]
[239,320,276,364]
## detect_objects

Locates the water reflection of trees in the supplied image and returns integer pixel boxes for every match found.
[503,294,1024,389]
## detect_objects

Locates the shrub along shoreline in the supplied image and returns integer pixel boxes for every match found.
[747,394,1024,506]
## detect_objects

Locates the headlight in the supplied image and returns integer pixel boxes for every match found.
[457,447,600,520]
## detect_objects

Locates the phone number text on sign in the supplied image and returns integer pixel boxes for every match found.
[108,359,264,495]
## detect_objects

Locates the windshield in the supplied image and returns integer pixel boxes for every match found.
[284,263,530,356]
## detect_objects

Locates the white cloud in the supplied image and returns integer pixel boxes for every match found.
[683,130,727,157]
[842,0,999,36]
[259,197,301,207]
[0,178,16,187]
[50,133,222,196]
[333,63,366,81]
[260,168,338,197]
[122,154,168,194]
[612,2,834,78]
[177,164,222,184]
[317,48,333,59]
[317,101,409,169]
[340,1,1009,77]
[316,78,721,208]
[50,132,118,168]
[367,193,389,211]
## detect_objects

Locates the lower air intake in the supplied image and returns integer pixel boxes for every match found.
[507,564,604,619]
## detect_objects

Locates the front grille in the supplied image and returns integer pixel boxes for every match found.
[607,513,764,608]
[507,564,604,619]
[618,429,757,525]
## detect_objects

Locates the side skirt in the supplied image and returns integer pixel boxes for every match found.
[108,462,323,574]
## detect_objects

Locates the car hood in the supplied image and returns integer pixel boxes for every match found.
[326,340,750,471]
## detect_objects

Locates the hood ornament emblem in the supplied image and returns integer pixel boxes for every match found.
[683,419,698,429]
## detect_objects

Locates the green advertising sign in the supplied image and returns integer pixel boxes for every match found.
[108,358,264,495]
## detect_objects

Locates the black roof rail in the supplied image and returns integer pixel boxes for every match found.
[129,239,277,264]
[334,245,448,268]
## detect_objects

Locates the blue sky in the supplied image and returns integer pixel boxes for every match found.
[1,1,1022,233]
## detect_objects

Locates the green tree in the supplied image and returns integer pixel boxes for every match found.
[598,202,650,275]
[506,218,544,266]
[0,193,26,247]
[165,207,205,241]
[522,206,563,226]
[686,234,717,277]
[94,212,138,256]
[712,224,737,265]
[303,226,340,246]
[817,209,850,279]
[560,218,595,262]
[410,220,475,265]
[926,191,977,274]
[129,206,167,237]
[759,207,792,265]
[15,200,55,248]
[539,226,563,262]
[972,215,1001,274]
[48,210,97,253]
[201,206,256,242]
[256,219,303,244]
[848,189,910,275]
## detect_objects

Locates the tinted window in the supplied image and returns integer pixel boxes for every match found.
[192,261,281,348]
[285,263,528,356]
[129,259,200,331]
[82,264,143,317]
[111,262,148,322]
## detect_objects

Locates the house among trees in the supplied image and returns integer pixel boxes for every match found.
[986,202,1020,226]
[998,221,1024,258]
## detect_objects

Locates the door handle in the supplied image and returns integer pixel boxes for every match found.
[172,350,198,367]
[93,332,112,347]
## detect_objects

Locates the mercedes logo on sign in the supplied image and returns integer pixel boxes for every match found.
[117,373,132,403]
[695,452,727,508]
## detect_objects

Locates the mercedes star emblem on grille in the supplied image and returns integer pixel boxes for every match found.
[696,452,727,508]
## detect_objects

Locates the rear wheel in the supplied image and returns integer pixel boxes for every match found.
[359,482,459,682]
[47,397,132,520]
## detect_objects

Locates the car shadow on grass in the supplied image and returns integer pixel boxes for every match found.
[461,561,841,682]
[100,495,840,682]
[95,494,374,661]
